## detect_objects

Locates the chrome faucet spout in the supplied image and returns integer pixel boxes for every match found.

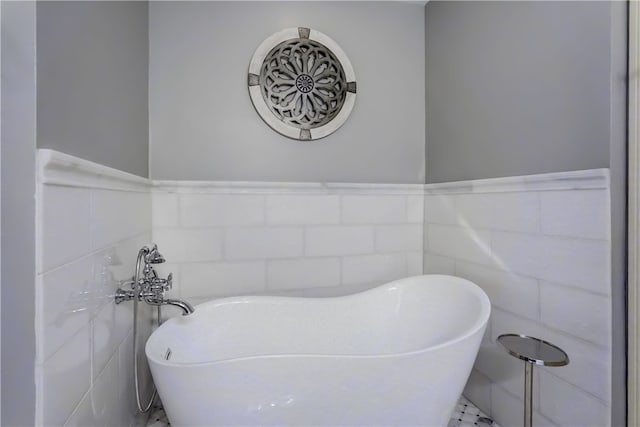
[115,244,195,317]
[163,298,195,316]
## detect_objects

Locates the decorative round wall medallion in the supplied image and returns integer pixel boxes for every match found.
[248,27,357,141]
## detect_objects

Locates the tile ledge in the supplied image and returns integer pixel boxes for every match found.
[38,149,151,192]
[38,150,608,195]
[424,169,609,194]
[152,180,426,195]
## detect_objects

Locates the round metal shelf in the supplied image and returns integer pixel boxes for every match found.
[496,333,569,427]
[497,333,569,367]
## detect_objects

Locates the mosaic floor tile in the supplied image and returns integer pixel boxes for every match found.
[448,396,498,427]
[146,396,498,427]
[146,404,170,427]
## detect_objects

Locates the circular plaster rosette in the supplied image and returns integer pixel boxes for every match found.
[248,27,357,141]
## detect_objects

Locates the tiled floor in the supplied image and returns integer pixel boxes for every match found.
[146,404,169,427]
[147,396,498,427]
[449,396,496,427]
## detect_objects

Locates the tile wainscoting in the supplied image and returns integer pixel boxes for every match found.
[36,150,154,426]
[35,150,613,427]
[151,181,425,304]
[424,169,612,426]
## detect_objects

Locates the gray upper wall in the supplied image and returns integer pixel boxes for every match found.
[34,0,617,184]
[2,2,37,425]
[37,1,149,177]
[149,1,425,183]
[425,1,612,183]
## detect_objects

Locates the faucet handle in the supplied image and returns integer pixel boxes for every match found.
[121,276,136,290]
[150,273,172,293]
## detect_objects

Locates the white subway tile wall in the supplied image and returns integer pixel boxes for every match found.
[266,258,341,291]
[266,195,341,225]
[152,186,424,300]
[40,185,92,272]
[37,151,612,427]
[538,369,610,427]
[341,195,407,224]
[180,194,264,227]
[428,224,493,265]
[463,369,492,415]
[425,171,612,427]
[406,252,425,276]
[225,227,304,260]
[36,151,153,426]
[179,261,266,298]
[152,228,223,262]
[305,225,375,257]
[540,190,610,240]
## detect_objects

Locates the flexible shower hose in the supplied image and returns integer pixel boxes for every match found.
[132,247,161,413]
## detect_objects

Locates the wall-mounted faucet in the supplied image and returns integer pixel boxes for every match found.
[115,244,195,316]
[116,244,194,414]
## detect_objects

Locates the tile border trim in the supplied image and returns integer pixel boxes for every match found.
[424,169,610,195]
[152,180,426,195]
[37,149,151,192]
[39,149,609,195]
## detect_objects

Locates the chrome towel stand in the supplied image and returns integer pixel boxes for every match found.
[497,334,569,427]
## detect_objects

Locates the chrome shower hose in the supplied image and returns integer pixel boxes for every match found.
[132,247,161,413]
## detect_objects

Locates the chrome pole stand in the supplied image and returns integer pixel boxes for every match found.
[524,362,533,427]
[497,334,569,427]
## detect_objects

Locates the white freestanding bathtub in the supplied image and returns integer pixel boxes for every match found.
[146,274,490,426]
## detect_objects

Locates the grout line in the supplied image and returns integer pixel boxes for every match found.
[40,230,152,277]
[537,364,611,405]
[176,192,182,227]
[536,277,612,298]
[430,251,611,298]
[262,260,268,292]
[491,306,610,350]
[301,225,307,257]
[536,191,543,234]
[425,220,610,243]
[537,278,542,323]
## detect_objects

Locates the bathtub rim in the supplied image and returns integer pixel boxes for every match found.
[146,274,491,367]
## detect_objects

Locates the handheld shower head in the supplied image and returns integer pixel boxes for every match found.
[145,244,166,264]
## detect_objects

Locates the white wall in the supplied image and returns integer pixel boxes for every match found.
[423,169,612,426]
[149,1,425,183]
[152,182,424,302]
[36,150,153,426]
